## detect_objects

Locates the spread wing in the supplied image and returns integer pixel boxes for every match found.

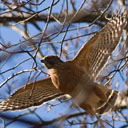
[72,13,127,79]
[0,77,64,111]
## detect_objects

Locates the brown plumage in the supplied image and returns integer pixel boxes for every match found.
[0,12,127,115]
[0,78,64,111]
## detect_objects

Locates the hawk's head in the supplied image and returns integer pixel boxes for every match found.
[41,56,63,69]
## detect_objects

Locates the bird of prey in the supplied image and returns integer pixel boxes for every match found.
[0,12,127,116]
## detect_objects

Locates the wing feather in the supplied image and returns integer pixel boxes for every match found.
[0,77,64,111]
[73,13,127,79]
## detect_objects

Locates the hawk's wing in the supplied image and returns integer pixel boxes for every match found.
[72,13,127,79]
[0,77,64,111]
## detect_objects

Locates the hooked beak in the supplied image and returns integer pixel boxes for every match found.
[41,58,45,63]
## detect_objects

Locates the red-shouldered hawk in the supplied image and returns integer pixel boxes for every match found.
[0,12,127,115]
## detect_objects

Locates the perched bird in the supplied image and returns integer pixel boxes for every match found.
[0,12,127,115]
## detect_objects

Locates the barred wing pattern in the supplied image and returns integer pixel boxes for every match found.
[0,12,127,113]
[0,78,63,111]
[73,13,127,79]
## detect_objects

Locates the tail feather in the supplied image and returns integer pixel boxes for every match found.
[80,84,119,115]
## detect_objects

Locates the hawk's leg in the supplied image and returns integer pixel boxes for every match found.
[81,103,105,128]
